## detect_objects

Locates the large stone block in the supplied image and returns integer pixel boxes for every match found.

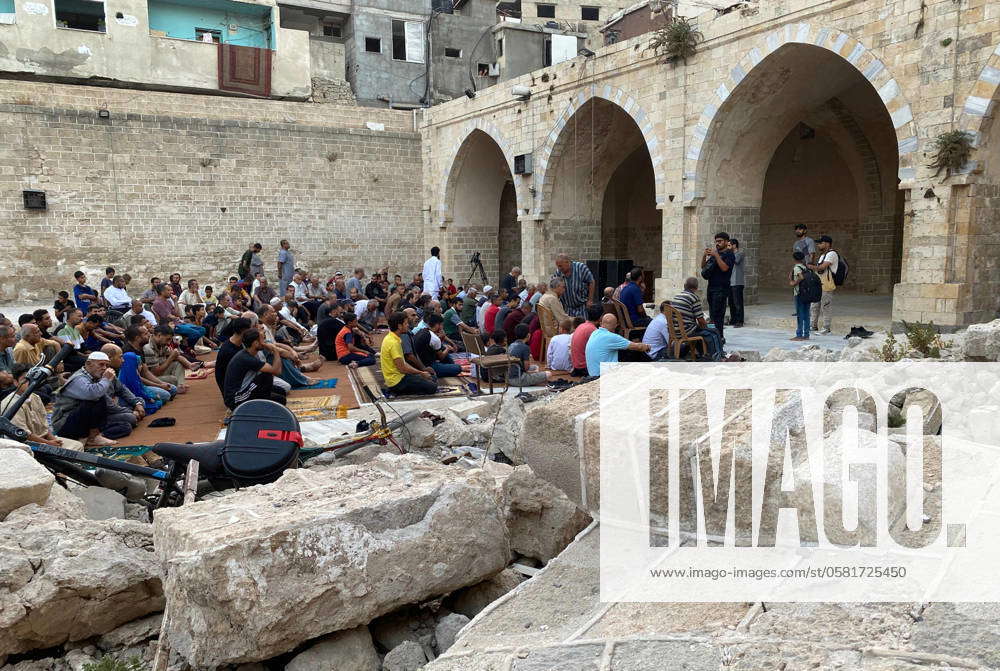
[0,520,163,657]
[0,447,55,520]
[153,455,511,667]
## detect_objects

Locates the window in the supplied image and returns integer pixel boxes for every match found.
[543,38,552,66]
[477,63,490,76]
[536,3,555,17]
[444,47,462,58]
[365,37,381,53]
[54,0,106,32]
[581,6,600,20]
[496,37,504,57]
[323,24,342,37]
[391,18,425,63]
[195,28,221,44]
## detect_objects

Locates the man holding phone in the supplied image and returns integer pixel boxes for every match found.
[701,232,735,343]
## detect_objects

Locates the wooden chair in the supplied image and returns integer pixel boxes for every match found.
[663,304,706,361]
[461,331,517,394]
[536,303,558,364]
[610,297,647,340]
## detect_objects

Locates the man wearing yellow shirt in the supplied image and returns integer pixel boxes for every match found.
[381,312,437,396]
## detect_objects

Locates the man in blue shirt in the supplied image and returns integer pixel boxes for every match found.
[72,271,98,314]
[585,314,651,376]
[618,268,650,327]
[641,301,672,360]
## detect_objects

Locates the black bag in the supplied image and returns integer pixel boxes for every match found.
[798,266,823,304]
[222,399,301,482]
[700,259,715,281]
[832,252,849,286]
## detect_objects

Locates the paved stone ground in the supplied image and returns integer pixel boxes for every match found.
[428,524,996,671]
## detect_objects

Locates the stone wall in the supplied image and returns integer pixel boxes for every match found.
[0,80,423,304]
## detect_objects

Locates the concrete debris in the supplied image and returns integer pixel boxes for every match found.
[153,454,510,667]
[501,466,592,563]
[370,607,438,652]
[960,319,1000,360]
[434,613,470,654]
[285,626,380,671]
[0,520,163,658]
[72,486,126,521]
[96,613,163,651]
[901,388,943,434]
[383,640,428,671]
[0,447,55,520]
[446,569,524,619]
[2,482,87,526]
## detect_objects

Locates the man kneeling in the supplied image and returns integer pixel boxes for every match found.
[380,311,437,396]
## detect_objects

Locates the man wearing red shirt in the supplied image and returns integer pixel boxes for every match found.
[570,305,602,377]
[483,294,503,334]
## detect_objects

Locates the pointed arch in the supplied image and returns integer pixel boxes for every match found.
[438,120,526,224]
[533,84,666,215]
[685,24,919,203]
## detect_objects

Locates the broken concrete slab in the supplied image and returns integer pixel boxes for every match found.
[96,613,163,651]
[2,482,87,525]
[73,486,126,521]
[0,519,163,658]
[446,569,524,619]
[502,466,592,563]
[908,602,1000,668]
[383,640,427,671]
[285,626,380,671]
[434,612,470,654]
[0,447,55,520]
[153,454,511,667]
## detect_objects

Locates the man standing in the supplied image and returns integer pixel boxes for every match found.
[380,311,437,396]
[700,232,735,342]
[793,224,816,264]
[808,235,839,335]
[727,239,745,328]
[277,239,295,296]
[347,268,365,296]
[552,254,595,319]
[422,247,444,299]
[223,328,285,410]
[501,266,521,297]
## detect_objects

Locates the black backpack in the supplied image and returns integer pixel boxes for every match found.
[798,266,823,304]
[831,252,849,286]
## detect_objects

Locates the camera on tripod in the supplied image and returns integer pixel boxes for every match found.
[466,250,487,285]
[469,251,481,265]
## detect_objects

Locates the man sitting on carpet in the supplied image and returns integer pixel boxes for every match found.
[215,317,251,393]
[0,363,85,451]
[336,312,376,368]
[380,311,436,396]
[412,313,462,378]
[51,351,143,447]
[223,328,286,410]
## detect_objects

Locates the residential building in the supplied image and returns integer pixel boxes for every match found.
[492,20,586,82]
[0,0,313,98]
[599,0,672,46]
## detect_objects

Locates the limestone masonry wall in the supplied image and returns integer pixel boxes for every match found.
[0,81,423,303]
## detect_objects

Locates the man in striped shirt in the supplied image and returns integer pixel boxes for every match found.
[670,277,722,360]
[552,254,595,319]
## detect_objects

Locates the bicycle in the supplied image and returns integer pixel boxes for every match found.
[3,347,419,515]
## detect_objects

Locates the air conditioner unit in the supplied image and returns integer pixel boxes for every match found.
[514,153,533,175]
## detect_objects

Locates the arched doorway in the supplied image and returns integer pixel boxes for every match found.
[695,42,904,321]
[443,129,520,286]
[543,97,661,292]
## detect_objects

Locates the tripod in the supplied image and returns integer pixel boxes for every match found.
[465,254,487,286]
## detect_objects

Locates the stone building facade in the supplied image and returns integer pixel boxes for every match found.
[421,0,1000,327]
[0,80,424,303]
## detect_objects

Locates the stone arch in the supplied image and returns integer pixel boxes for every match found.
[533,83,665,215]
[685,24,920,204]
[438,120,526,224]
[955,43,1000,174]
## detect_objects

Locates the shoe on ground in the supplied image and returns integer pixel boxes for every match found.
[790,336,808,341]
[818,329,831,335]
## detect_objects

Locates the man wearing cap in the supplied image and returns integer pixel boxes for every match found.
[807,235,839,335]
[476,285,494,332]
[51,351,143,447]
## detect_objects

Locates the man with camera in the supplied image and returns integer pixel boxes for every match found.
[700,232,735,342]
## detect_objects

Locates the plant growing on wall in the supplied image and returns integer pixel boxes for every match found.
[647,18,703,66]
[928,130,974,180]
